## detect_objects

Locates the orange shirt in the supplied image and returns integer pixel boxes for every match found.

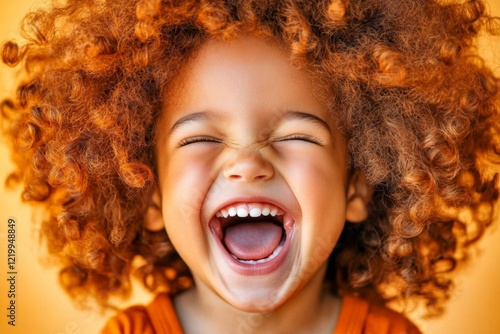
[102,293,422,334]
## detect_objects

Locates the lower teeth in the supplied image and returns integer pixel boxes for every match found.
[231,239,285,264]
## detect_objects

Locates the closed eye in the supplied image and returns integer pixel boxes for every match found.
[179,136,222,146]
[276,134,322,144]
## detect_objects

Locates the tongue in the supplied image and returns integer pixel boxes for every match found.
[224,221,283,260]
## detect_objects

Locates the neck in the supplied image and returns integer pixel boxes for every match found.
[174,265,341,334]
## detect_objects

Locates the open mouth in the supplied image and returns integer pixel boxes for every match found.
[209,202,295,274]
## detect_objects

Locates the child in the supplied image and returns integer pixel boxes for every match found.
[1,0,499,333]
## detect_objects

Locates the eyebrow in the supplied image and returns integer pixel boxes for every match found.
[277,110,331,133]
[169,110,331,133]
[169,111,213,134]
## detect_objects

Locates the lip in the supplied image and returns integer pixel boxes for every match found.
[207,196,296,276]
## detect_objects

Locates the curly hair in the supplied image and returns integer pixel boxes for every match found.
[1,0,499,314]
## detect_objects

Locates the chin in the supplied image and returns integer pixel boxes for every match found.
[221,284,290,313]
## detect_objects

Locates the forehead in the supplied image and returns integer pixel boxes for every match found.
[186,36,294,81]
[162,35,328,114]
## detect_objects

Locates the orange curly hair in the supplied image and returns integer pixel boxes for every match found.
[1,0,499,314]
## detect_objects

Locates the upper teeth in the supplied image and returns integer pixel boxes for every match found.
[215,203,282,218]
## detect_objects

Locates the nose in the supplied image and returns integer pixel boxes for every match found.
[222,148,274,182]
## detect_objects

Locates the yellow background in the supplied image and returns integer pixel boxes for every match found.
[1,1,499,333]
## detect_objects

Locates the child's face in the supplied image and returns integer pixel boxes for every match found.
[155,36,365,311]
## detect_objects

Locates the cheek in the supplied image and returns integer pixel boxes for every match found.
[281,153,347,210]
[158,153,215,254]
[280,154,347,256]
[161,152,215,210]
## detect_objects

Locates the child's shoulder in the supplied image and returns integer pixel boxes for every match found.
[335,295,422,334]
[101,293,421,334]
[101,293,183,334]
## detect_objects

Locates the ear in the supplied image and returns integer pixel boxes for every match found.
[144,186,165,232]
[345,172,373,223]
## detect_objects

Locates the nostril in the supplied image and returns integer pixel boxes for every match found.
[226,171,273,182]
[227,174,243,181]
[223,160,274,182]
